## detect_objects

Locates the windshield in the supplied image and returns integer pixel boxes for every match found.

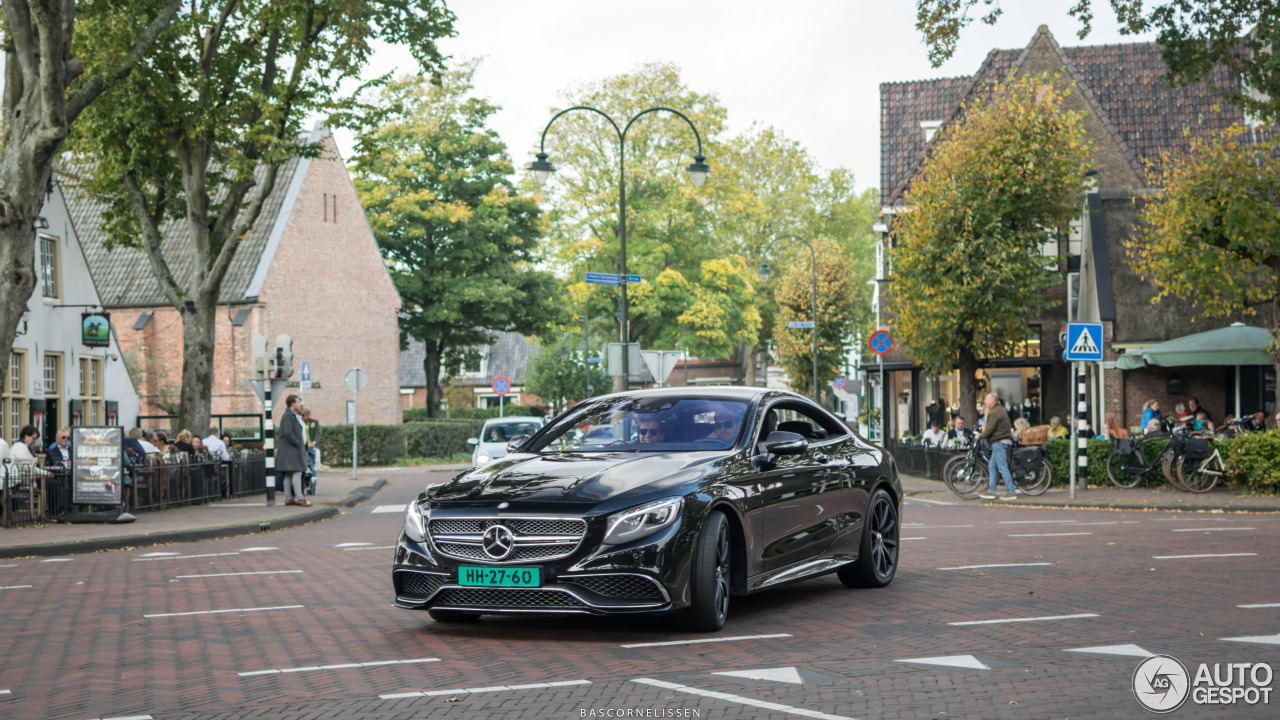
[527,396,750,453]
[482,421,542,443]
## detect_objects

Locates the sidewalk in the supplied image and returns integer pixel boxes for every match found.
[0,470,396,559]
[900,474,1280,512]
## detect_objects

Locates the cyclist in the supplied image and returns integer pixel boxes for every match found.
[977,393,1016,501]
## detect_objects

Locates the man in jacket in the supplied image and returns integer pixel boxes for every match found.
[277,394,310,506]
[977,393,1017,500]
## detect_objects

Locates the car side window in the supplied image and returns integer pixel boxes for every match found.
[764,402,849,443]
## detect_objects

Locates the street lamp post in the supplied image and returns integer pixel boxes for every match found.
[580,286,614,398]
[532,106,710,392]
[758,234,819,401]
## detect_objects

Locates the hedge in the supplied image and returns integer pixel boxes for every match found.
[1222,431,1280,493]
[318,420,482,465]
[403,405,546,422]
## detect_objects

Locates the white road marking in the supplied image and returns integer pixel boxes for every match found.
[901,537,927,541]
[937,563,1053,571]
[0,689,10,694]
[1000,520,1078,524]
[334,542,373,547]
[0,564,16,567]
[1237,602,1280,609]
[240,547,278,552]
[1007,532,1094,537]
[633,678,853,720]
[342,546,396,551]
[138,552,181,557]
[1064,644,1156,658]
[38,558,70,563]
[371,504,407,514]
[621,633,792,649]
[240,657,439,677]
[897,655,990,670]
[175,571,304,579]
[903,524,974,529]
[144,604,304,619]
[87,716,152,720]
[1152,553,1258,560]
[381,679,590,699]
[906,497,954,505]
[949,613,1099,626]
[1,585,34,590]
[132,552,240,562]
[1170,527,1256,532]
[1221,634,1280,646]
[713,667,804,684]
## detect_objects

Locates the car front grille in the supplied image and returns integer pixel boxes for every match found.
[428,517,587,563]
[395,571,446,600]
[433,588,587,610]
[562,575,665,601]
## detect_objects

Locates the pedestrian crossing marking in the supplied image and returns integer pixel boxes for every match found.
[712,667,804,684]
[371,504,407,514]
[1221,634,1280,646]
[1064,644,1156,658]
[896,655,990,670]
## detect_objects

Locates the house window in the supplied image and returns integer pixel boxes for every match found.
[9,352,21,395]
[4,351,25,443]
[460,349,487,377]
[40,235,59,299]
[1015,325,1042,358]
[81,357,103,426]
[44,354,60,396]
[920,120,942,143]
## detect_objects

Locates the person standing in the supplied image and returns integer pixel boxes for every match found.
[302,406,321,473]
[977,393,1016,500]
[277,394,310,506]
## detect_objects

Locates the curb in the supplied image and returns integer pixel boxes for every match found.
[328,478,389,509]
[0,506,340,559]
[973,500,1280,514]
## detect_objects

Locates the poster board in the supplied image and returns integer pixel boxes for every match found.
[71,426,124,505]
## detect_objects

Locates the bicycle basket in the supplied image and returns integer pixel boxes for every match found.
[1185,437,1211,460]
[1020,425,1050,445]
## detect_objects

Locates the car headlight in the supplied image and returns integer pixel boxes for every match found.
[603,497,683,545]
[403,501,427,542]
[476,454,490,464]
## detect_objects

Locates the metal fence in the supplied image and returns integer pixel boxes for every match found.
[886,441,965,482]
[1,450,267,528]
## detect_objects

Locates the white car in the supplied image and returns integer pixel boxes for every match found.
[466,416,544,466]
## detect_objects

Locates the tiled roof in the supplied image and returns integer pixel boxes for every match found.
[400,331,543,389]
[881,31,1248,206]
[64,155,305,307]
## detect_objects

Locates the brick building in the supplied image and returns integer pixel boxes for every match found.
[67,125,403,429]
[870,25,1270,439]
[401,332,545,412]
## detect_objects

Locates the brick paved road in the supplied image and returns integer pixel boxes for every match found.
[1,469,1277,719]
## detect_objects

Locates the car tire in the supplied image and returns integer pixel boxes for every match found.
[838,488,899,589]
[679,510,730,632]
[428,608,481,623]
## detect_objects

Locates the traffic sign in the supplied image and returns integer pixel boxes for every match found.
[1064,322,1104,361]
[832,377,847,390]
[492,376,511,396]
[788,321,815,329]
[300,380,312,393]
[301,361,311,382]
[869,330,893,356]
[626,274,642,284]
[586,272,621,286]
[344,368,368,393]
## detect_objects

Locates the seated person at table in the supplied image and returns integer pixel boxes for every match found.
[1047,416,1068,439]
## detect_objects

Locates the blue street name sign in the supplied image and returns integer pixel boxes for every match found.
[788,321,815,329]
[626,275,642,284]
[301,361,311,382]
[588,357,604,363]
[1064,322,1104,361]
[586,272,621,286]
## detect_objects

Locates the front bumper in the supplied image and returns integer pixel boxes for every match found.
[391,511,691,616]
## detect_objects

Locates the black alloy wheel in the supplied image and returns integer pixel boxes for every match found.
[428,608,481,623]
[838,488,898,588]
[681,511,731,632]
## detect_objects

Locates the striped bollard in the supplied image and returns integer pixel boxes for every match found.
[264,383,276,506]
[1076,366,1089,490]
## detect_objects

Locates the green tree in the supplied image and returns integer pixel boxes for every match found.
[916,0,1280,124]
[891,74,1092,426]
[71,0,455,432]
[524,340,608,415]
[1126,125,1280,384]
[354,63,560,417]
[0,0,183,398]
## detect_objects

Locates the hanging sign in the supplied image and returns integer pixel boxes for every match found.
[81,312,111,348]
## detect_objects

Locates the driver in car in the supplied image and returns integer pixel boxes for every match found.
[637,416,667,444]
[706,410,741,442]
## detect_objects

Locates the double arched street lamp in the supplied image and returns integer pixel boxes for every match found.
[758,234,818,401]
[532,106,710,391]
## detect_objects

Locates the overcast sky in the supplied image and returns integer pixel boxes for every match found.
[338,0,1156,195]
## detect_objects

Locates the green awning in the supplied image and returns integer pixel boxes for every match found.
[1117,324,1274,370]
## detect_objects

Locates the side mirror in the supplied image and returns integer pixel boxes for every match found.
[466,437,479,446]
[764,431,808,456]
[506,435,530,453]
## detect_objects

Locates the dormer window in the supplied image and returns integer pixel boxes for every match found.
[920,120,942,143]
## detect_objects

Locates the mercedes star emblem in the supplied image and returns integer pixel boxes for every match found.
[481,525,515,560]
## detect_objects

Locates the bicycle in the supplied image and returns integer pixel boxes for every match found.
[944,439,1051,498]
[943,443,985,499]
[1176,418,1247,493]
[1106,417,1185,489]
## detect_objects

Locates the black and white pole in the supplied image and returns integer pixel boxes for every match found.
[264,383,276,506]
[1077,364,1090,491]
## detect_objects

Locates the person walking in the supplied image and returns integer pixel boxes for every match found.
[302,406,321,473]
[277,394,310,506]
[977,393,1017,500]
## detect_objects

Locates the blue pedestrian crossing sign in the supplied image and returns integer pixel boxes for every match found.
[301,361,311,381]
[1064,322,1104,361]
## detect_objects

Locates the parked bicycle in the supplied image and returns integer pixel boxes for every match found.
[1176,418,1247,493]
[1106,432,1178,488]
[944,439,1051,498]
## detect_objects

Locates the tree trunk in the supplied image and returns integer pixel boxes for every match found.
[957,346,980,429]
[0,222,38,394]
[177,297,216,434]
[424,339,443,418]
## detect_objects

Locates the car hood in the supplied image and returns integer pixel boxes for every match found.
[430,451,722,508]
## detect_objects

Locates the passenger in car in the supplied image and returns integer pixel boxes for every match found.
[637,416,667,444]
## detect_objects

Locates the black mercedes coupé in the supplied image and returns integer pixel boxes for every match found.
[391,387,901,631]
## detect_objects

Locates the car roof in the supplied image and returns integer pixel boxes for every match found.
[590,386,794,403]
[482,416,544,425]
